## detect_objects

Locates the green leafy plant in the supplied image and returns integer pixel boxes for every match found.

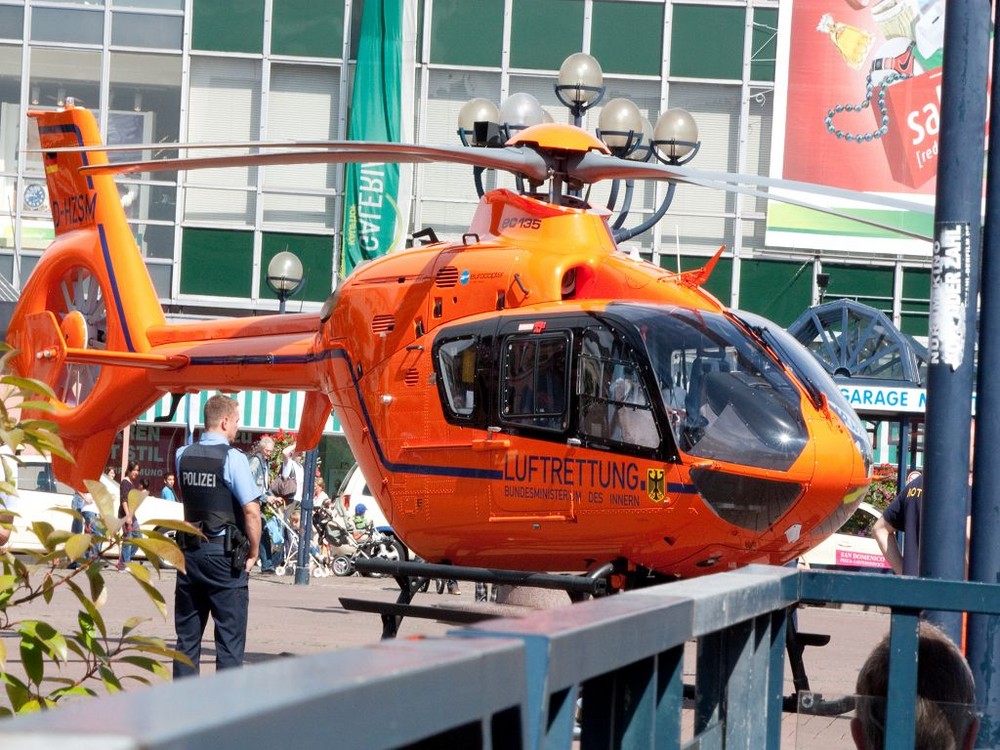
[0,348,197,715]
[864,464,899,513]
[838,464,899,538]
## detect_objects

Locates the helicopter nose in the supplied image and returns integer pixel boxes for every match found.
[689,466,805,533]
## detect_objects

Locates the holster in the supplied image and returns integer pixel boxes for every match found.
[178,532,202,551]
[225,525,250,573]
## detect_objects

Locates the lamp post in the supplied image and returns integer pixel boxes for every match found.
[612,107,700,244]
[266,250,305,313]
[264,249,316,586]
[455,53,699,244]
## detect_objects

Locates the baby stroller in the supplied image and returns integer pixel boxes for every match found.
[273,509,332,578]
[313,503,404,577]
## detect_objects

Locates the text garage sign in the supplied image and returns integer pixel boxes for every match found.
[839,384,926,414]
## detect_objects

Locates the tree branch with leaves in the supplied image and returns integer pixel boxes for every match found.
[0,348,198,715]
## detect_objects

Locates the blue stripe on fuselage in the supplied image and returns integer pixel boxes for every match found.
[186,348,699,492]
[98,224,135,353]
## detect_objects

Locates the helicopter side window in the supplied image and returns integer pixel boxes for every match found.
[500,334,569,431]
[437,338,478,418]
[576,328,659,449]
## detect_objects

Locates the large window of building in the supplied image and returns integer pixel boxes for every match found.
[592,1,664,77]
[186,57,262,227]
[430,0,503,66]
[192,0,264,54]
[509,0,584,70]
[262,64,341,231]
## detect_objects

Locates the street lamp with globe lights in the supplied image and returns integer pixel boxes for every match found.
[612,107,701,244]
[454,53,700,244]
[596,98,648,221]
[650,108,701,166]
[266,250,305,314]
[498,92,546,137]
[596,97,646,158]
[457,97,501,148]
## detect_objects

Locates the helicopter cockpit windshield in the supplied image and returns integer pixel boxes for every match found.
[729,310,873,474]
[612,304,809,472]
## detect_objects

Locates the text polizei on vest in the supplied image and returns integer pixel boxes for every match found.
[182,472,218,488]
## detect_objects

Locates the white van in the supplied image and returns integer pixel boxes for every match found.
[798,502,890,572]
[334,463,390,530]
[0,455,183,555]
[333,463,406,557]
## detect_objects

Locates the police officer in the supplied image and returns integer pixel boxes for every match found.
[874,470,923,575]
[173,394,262,678]
[875,422,975,577]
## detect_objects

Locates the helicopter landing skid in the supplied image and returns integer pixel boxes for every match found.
[341,559,614,639]
[780,605,852,715]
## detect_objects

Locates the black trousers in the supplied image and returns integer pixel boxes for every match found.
[172,543,249,678]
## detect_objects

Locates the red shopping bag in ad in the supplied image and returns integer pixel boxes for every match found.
[877,69,942,189]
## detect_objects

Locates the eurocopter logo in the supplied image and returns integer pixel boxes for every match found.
[460,271,503,284]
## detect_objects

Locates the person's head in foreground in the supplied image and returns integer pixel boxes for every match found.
[852,621,979,750]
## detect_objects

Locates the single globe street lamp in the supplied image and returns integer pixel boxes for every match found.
[264,249,316,585]
[555,52,606,126]
[266,250,305,313]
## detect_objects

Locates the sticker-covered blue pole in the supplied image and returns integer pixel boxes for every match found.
[968,0,1000,742]
[921,1,989,643]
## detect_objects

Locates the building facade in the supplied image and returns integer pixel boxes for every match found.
[0,0,931,332]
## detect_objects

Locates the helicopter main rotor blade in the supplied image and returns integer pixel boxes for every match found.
[79,143,552,183]
[72,134,931,239]
[38,139,395,154]
[568,152,934,215]
[684,176,932,241]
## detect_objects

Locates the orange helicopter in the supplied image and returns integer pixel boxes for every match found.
[7,102,930,586]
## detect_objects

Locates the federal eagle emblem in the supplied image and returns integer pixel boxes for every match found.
[647,468,666,502]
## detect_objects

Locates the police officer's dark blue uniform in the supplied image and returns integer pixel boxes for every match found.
[173,395,262,678]
[880,471,923,576]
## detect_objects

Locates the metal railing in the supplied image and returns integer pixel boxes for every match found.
[0,565,998,749]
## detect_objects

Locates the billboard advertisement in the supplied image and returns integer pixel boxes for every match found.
[767,0,947,255]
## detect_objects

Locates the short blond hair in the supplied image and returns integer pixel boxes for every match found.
[204,394,239,429]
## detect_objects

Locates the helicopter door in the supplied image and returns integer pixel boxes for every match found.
[491,327,577,520]
[575,325,661,455]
